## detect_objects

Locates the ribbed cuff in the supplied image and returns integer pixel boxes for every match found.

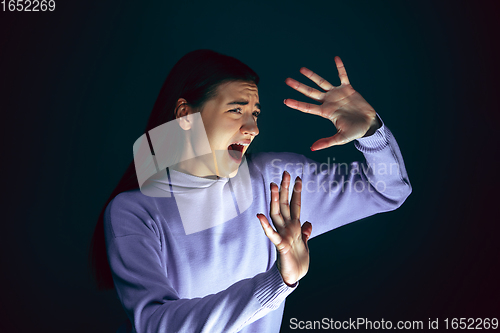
[253,262,299,310]
[354,113,390,153]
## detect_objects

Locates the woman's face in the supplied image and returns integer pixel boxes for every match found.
[176,80,260,178]
[199,80,260,177]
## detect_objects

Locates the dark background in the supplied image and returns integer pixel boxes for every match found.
[1,0,499,332]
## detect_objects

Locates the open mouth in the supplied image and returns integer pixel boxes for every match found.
[227,143,245,162]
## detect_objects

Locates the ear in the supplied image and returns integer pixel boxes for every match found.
[175,98,195,130]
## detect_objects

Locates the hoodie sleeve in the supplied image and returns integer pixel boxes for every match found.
[252,113,412,239]
[103,194,297,333]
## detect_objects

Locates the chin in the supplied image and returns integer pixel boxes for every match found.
[229,168,239,178]
[210,150,242,178]
[219,158,241,178]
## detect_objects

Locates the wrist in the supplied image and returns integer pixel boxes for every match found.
[363,113,381,138]
[276,262,299,287]
[284,280,298,287]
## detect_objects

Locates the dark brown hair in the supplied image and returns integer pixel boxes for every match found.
[88,49,259,289]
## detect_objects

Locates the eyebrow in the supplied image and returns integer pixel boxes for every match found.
[226,100,261,110]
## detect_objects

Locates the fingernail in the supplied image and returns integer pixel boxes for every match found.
[283,99,287,104]
[283,170,289,176]
[296,176,301,181]
[310,147,315,151]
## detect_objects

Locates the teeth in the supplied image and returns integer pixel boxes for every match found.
[233,143,249,146]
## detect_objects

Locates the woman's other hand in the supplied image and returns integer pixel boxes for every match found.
[284,56,381,151]
[257,171,312,286]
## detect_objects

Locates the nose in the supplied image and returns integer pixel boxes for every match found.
[241,114,259,137]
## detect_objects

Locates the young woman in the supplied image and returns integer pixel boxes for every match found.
[89,49,411,333]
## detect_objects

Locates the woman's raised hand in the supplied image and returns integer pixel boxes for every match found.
[257,171,312,286]
[284,56,380,151]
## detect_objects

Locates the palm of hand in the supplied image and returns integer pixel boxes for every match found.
[257,171,312,286]
[284,56,377,150]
